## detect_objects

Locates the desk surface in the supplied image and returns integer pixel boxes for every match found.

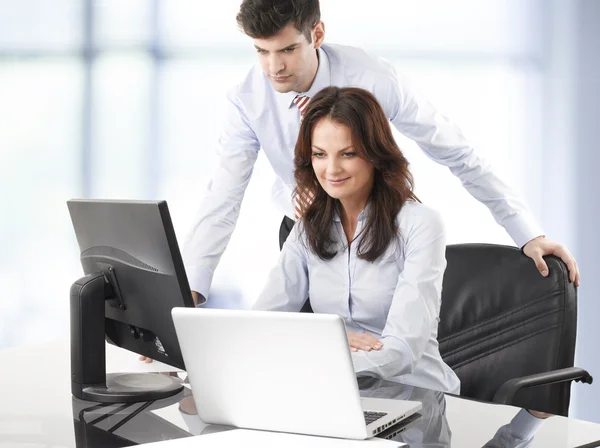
[1,340,599,447]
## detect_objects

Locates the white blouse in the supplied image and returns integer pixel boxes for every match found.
[254,201,461,394]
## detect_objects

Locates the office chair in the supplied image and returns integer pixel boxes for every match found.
[439,243,592,416]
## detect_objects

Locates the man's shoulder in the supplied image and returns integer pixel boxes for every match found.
[227,64,269,103]
[323,43,395,80]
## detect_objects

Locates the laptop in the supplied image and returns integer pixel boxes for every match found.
[171,308,422,440]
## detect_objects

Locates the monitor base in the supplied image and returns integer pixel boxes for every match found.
[77,372,184,403]
[71,273,185,404]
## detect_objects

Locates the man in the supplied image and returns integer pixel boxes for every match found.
[182,0,579,307]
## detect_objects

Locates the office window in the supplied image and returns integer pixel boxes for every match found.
[0,0,546,346]
[161,0,246,49]
[94,0,152,47]
[0,60,83,346]
[89,54,153,198]
[0,0,82,51]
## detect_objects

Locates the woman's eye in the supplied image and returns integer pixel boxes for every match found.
[312,152,324,158]
[343,152,356,158]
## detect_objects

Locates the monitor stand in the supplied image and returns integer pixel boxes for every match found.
[70,272,184,403]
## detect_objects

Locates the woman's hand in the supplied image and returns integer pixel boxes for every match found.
[347,332,383,352]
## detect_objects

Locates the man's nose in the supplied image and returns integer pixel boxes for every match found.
[269,54,284,74]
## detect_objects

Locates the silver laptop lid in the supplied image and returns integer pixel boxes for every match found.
[171,308,370,439]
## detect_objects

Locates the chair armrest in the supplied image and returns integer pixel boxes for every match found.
[493,367,593,405]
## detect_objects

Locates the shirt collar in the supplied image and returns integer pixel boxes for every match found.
[276,47,331,110]
[333,201,372,223]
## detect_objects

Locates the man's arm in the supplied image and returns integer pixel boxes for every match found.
[182,92,260,301]
[380,67,579,285]
[252,224,309,312]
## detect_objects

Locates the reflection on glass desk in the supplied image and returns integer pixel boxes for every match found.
[71,378,440,447]
[1,341,600,447]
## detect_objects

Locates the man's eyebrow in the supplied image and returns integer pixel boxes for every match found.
[279,44,299,51]
[253,43,300,52]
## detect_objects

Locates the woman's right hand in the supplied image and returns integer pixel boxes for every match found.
[347,332,383,352]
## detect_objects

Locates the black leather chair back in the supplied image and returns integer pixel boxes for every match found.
[439,243,577,415]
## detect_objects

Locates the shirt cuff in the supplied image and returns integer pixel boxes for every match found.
[184,265,213,303]
[351,338,414,379]
[510,409,547,440]
[502,213,545,249]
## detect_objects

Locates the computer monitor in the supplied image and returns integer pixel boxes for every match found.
[67,199,195,403]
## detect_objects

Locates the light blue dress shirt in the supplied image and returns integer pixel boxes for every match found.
[253,201,461,394]
[182,43,544,300]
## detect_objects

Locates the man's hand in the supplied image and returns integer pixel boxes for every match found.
[192,291,200,307]
[347,332,383,352]
[191,291,207,307]
[522,236,580,286]
[138,290,204,364]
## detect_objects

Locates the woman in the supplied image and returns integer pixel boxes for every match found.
[253,86,460,394]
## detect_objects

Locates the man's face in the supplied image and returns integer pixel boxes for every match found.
[253,22,323,93]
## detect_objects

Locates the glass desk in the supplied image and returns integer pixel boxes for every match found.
[1,340,599,447]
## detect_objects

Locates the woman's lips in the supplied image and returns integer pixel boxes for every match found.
[327,177,350,186]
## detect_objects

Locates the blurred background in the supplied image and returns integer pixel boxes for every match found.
[0,0,598,421]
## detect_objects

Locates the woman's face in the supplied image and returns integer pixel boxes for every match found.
[310,118,374,204]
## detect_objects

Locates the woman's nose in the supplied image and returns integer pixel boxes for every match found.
[326,159,342,174]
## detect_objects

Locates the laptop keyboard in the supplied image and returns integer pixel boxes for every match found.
[363,411,387,425]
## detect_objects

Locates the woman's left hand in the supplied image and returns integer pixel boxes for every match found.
[347,332,383,352]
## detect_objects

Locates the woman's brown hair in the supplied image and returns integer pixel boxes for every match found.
[294,86,418,261]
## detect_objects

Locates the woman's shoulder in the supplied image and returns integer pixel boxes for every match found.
[284,219,310,253]
[396,201,445,235]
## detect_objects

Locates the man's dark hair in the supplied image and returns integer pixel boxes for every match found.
[236,0,320,43]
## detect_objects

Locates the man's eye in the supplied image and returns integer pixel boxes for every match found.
[257,49,267,55]
[284,48,295,53]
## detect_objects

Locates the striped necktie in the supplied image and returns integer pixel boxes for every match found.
[293,95,314,219]
[293,95,310,122]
